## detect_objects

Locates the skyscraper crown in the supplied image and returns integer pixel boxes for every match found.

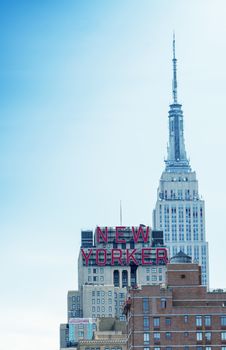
[165,35,191,172]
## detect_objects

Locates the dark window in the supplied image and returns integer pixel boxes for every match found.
[165,317,171,325]
[113,270,119,287]
[122,270,128,288]
[184,315,188,323]
[154,333,160,343]
[160,298,167,308]
[165,332,172,339]
[143,298,149,313]
[144,317,149,330]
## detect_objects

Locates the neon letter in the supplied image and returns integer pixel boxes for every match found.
[156,248,168,265]
[81,249,92,266]
[96,226,108,243]
[111,249,123,265]
[96,249,107,266]
[132,226,150,243]
[141,248,153,265]
[116,226,126,243]
[126,249,138,265]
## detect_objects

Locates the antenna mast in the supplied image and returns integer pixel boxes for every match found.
[172,32,178,103]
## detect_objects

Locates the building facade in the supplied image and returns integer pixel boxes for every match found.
[124,256,226,350]
[61,226,168,347]
[78,318,127,350]
[77,226,168,319]
[152,36,209,286]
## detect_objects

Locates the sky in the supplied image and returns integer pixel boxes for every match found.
[1,0,226,349]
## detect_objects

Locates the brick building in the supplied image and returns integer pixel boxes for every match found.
[124,252,226,350]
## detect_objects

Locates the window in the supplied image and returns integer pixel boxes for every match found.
[100,276,104,282]
[144,333,150,344]
[196,332,202,341]
[144,316,149,329]
[144,348,150,350]
[97,299,100,304]
[184,332,189,337]
[101,306,105,312]
[78,331,84,337]
[93,268,97,274]
[166,317,171,325]
[154,317,160,328]
[160,298,166,308]
[205,332,211,341]
[108,291,112,296]
[184,315,188,323]
[92,291,95,297]
[108,298,112,304]
[206,348,211,350]
[93,276,98,282]
[154,333,160,343]
[92,306,95,312]
[166,348,172,350]
[205,316,211,327]
[97,291,100,297]
[143,298,149,313]
[108,306,112,312]
[165,332,172,339]
[97,306,100,312]
[154,348,160,350]
[222,332,226,340]
[196,316,202,327]
[92,299,95,304]
[221,317,226,326]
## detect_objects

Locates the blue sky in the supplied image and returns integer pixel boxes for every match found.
[1,0,226,349]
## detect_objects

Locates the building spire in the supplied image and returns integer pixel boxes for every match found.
[165,35,191,172]
[172,32,178,104]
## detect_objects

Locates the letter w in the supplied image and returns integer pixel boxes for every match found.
[132,226,150,243]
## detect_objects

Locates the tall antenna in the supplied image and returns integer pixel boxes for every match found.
[172,32,178,103]
[120,200,122,225]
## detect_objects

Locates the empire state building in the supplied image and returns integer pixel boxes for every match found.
[153,36,209,286]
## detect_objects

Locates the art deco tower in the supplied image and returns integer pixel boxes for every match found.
[152,36,209,286]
